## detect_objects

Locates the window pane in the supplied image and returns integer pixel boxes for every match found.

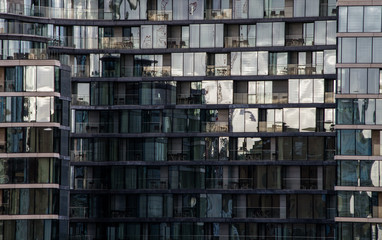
[200,24,214,48]
[338,7,348,32]
[257,23,272,46]
[300,108,316,132]
[347,7,363,32]
[141,25,153,48]
[357,38,372,63]
[24,66,36,91]
[364,6,381,32]
[36,66,54,91]
[356,130,371,155]
[373,38,382,63]
[368,69,379,94]
[350,68,367,94]
[242,52,257,75]
[171,53,183,76]
[284,108,299,132]
[342,38,356,63]
[272,22,285,46]
[300,79,313,103]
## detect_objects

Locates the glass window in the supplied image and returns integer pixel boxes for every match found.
[272,22,285,46]
[300,108,316,132]
[200,24,214,48]
[242,52,257,75]
[353,99,365,124]
[190,24,199,48]
[337,99,353,124]
[284,108,299,132]
[153,25,167,48]
[36,97,51,122]
[350,68,367,94]
[338,7,347,32]
[141,25,153,49]
[171,53,183,76]
[245,108,258,132]
[373,38,382,63]
[315,21,326,45]
[300,79,313,103]
[327,21,336,45]
[368,69,379,94]
[347,7,363,32]
[232,109,244,132]
[36,66,54,91]
[218,81,233,104]
[376,100,382,124]
[288,79,299,103]
[194,53,206,76]
[365,99,375,125]
[258,51,268,75]
[293,0,305,17]
[357,38,372,63]
[356,130,371,155]
[257,23,272,46]
[24,66,36,91]
[173,0,188,20]
[339,130,355,155]
[341,38,356,63]
[249,0,263,18]
[364,6,381,32]
[305,0,319,17]
[231,52,241,75]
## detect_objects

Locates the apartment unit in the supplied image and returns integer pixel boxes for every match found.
[0,0,337,239]
[336,0,382,238]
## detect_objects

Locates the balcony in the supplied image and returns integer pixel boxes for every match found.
[206,65,230,76]
[147,10,172,21]
[285,35,314,46]
[72,94,90,106]
[204,8,232,20]
[167,37,189,49]
[224,37,255,48]
[269,64,324,76]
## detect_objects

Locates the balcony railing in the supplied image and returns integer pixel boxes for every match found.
[285,35,314,46]
[206,65,231,76]
[204,8,232,20]
[147,10,172,21]
[167,37,189,49]
[224,37,256,48]
[269,64,324,76]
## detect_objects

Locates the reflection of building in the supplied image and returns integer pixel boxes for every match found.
[336,1,382,238]
[0,0,338,238]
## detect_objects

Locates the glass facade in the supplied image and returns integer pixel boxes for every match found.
[336,0,382,239]
[0,0,339,239]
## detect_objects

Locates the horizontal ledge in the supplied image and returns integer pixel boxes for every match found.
[335,217,382,223]
[0,184,60,189]
[336,94,382,99]
[0,153,60,158]
[0,215,60,220]
[335,155,382,160]
[335,186,382,192]
[335,125,382,130]
[0,59,60,66]
[0,122,61,128]
[0,92,60,97]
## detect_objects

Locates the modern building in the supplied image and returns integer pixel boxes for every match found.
[336,0,382,238]
[0,0,338,239]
